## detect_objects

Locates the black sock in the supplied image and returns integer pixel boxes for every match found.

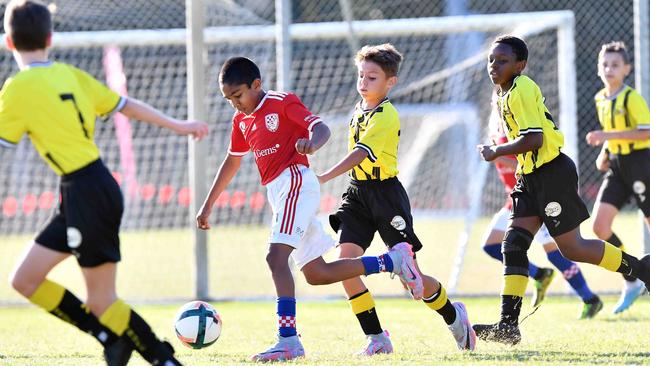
[619,252,649,283]
[53,290,119,346]
[125,310,180,365]
[349,290,383,335]
[500,295,523,325]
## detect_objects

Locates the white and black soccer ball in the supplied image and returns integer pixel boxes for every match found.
[174,301,222,349]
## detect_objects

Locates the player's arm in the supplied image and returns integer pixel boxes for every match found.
[595,145,610,172]
[119,98,208,140]
[295,122,331,155]
[585,128,650,146]
[477,133,543,162]
[317,148,368,184]
[196,154,242,230]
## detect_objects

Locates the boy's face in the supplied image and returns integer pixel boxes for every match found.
[487,43,526,88]
[598,52,630,87]
[356,60,396,101]
[220,78,263,115]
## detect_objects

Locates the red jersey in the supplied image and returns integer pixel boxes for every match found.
[489,113,518,209]
[228,90,322,185]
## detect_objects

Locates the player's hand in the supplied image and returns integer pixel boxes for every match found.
[316,174,328,185]
[477,144,498,161]
[176,120,209,141]
[596,150,610,172]
[295,138,317,155]
[586,130,606,146]
[196,205,212,230]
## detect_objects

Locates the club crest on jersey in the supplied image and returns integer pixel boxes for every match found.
[544,202,562,217]
[239,121,246,133]
[265,113,279,132]
[391,216,406,231]
[633,180,646,195]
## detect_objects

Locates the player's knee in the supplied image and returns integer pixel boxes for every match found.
[302,265,329,285]
[265,250,289,273]
[502,227,533,268]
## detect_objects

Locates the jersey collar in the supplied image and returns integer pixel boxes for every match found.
[26,60,54,69]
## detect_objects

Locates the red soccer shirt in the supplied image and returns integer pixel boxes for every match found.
[228,90,322,185]
[489,116,518,209]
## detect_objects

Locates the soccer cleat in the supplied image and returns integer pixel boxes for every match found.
[472,322,521,346]
[388,242,424,300]
[355,330,393,356]
[531,268,555,307]
[579,296,604,319]
[612,279,646,314]
[448,302,476,351]
[250,335,305,362]
[103,337,133,366]
[639,254,650,292]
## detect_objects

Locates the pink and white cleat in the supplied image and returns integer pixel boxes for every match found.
[388,242,424,300]
[355,330,393,356]
[250,335,305,362]
[448,302,476,351]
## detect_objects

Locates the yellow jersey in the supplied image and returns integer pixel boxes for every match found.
[595,85,650,155]
[0,61,124,175]
[348,98,400,181]
[496,75,564,174]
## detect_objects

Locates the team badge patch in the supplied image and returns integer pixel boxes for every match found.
[239,121,246,133]
[265,113,279,132]
[633,181,646,194]
[391,216,406,231]
[544,202,562,217]
[66,227,82,248]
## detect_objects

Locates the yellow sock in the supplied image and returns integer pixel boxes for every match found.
[29,279,65,312]
[349,291,375,314]
[502,275,528,297]
[99,299,131,336]
[424,285,448,311]
[598,241,623,272]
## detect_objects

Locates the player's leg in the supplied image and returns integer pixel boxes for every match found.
[82,263,180,366]
[539,232,602,319]
[473,215,541,346]
[482,207,552,306]
[338,243,392,356]
[411,260,475,351]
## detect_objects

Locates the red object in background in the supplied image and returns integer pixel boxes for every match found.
[320,194,338,213]
[22,194,37,215]
[112,171,123,186]
[249,191,265,212]
[39,191,55,210]
[140,184,156,201]
[178,187,191,207]
[158,185,174,204]
[3,196,17,217]
[215,191,230,208]
[230,191,246,209]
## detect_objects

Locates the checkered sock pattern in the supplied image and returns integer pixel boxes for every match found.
[277,297,297,337]
[547,250,595,302]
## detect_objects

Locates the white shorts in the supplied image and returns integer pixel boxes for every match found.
[488,207,554,245]
[266,164,335,269]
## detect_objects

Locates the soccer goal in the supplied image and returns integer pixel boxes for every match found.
[0,10,575,303]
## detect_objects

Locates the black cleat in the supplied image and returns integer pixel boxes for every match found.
[152,341,182,366]
[472,322,521,346]
[579,296,604,319]
[640,254,650,292]
[104,337,133,366]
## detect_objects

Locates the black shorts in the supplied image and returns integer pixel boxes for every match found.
[510,153,590,236]
[35,159,124,267]
[329,177,422,252]
[596,148,650,217]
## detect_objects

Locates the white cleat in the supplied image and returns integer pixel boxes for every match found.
[613,279,646,314]
[250,335,305,362]
[355,330,393,356]
[388,242,424,300]
[448,302,476,351]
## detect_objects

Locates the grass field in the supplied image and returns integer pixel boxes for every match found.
[0,296,649,365]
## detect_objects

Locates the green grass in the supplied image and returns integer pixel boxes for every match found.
[0,296,649,365]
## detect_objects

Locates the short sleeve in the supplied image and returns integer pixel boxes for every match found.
[355,111,398,162]
[284,94,322,131]
[71,66,124,116]
[228,118,249,156]
[508,82,544,134]
[0,79,26,147]
[627,91,650,129]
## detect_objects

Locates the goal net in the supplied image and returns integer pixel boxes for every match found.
[0,10,575,303]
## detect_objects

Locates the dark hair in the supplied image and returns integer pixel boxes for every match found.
[3,0,52,51]
[599,41,630,64]
[355,43,403,77]
[494,35,528,61]
[219,57,261,87]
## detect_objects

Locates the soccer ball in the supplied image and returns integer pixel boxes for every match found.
[173,301,222,349]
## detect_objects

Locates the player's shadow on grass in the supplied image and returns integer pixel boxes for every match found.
[468,350,650,363]
[601,316,648,322]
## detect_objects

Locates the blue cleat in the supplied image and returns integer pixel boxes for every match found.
[612,279,646,314]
